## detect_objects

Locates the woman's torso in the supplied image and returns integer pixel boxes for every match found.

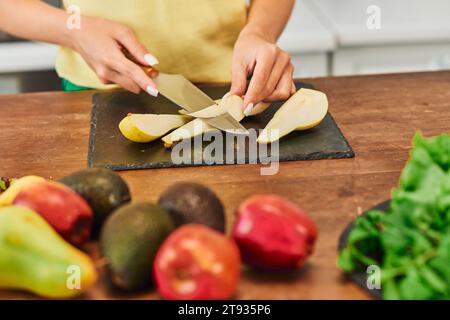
[56,0,246,88]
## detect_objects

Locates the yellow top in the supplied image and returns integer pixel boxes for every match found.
[56,0,246,89]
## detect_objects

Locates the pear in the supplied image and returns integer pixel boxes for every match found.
[161,95,246,148]
[0,206,97,298]
[181,103,222,118]
[161,118,214,148]
[119,113,190,143]
[180,96,270,118]
[217,95,246,121]
[257,89,328,144]
[180,95,244,120]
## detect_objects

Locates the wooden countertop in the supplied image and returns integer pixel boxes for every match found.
[1,71,450,300]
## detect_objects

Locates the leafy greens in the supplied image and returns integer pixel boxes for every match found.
[338,132,450,300]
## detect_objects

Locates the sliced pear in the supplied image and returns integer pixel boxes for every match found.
[183,105,221,118]
[161,118,214,148]
[119,113,190,143]
[218,95,246,121]
[181,96,271,118]
[182,95,244,120]
[182,103,221,118]
[161,95,246,148]
[257,88,328,144]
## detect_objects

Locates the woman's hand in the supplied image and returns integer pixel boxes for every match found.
[69,16,159,95]
[229,28,295,114]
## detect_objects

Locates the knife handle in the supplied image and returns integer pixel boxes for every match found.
[122,49,159,78]
[142,66,159,79]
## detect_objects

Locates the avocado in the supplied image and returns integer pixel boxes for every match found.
[158,182,225,233]
[100,202,174,291]
[59,168,131,238]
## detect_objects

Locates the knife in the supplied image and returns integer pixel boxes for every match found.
[125,51,249,134]
[153,73,249,134]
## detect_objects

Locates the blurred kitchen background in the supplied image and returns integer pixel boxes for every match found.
[1,0,450,94]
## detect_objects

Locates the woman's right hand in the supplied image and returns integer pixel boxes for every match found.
[69,16,159,95]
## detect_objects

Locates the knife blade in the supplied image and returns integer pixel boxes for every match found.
[152,73,213,112]
[152,73,248,134]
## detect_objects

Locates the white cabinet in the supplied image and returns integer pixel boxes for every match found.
[333,44,450,76]
[2,0,450,78]
[0,42,57,72]
[309,0,450,76]
[278,1,335,77]
[290,53,329,78]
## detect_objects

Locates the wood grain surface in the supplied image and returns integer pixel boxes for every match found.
[0,71,449,300]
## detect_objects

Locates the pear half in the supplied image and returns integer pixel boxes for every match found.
[257,88,328,144]
[119,113,190,143]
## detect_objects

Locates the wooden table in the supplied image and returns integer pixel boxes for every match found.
[1,71,449,300]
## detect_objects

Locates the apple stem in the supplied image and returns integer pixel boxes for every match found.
[0,177,14,193]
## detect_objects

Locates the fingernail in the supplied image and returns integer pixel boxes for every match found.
[144,53,159,66]
[146,85,159,97]
[243,103,254,116]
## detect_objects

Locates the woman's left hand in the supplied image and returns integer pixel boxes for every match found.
[229,28,296,113]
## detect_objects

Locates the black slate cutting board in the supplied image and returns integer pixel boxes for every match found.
[88,81,354,170]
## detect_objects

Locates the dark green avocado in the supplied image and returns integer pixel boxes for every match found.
[158,182,225,233]
[100,202,174,291]
[59,167,131,238]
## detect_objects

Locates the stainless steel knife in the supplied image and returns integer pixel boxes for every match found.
[153,73,248,134]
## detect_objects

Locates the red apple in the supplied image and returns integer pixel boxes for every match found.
[13,179,93,246]
[154,224,241,300]
[232,194,318,271]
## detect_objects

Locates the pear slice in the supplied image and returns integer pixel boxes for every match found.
[161,95,246,148]
[219,95,246,121]
[257,88,328,144]
[180,96,271,118]
[119,113,190,143]
[182,103,221,118]
[183,95,245,120]
[161,118,215,148]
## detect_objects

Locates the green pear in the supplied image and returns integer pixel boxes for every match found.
[257,89,328,143]
[0,206,97,298]
[119,113,190,143]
